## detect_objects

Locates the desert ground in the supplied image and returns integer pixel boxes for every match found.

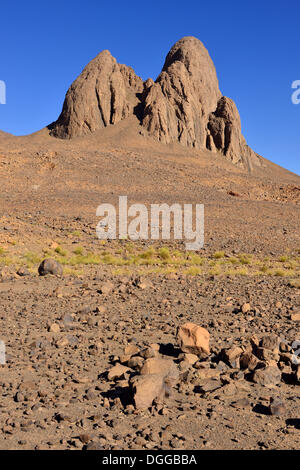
[0,115,299,450]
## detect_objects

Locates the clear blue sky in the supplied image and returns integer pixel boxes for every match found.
[0,0,299,175]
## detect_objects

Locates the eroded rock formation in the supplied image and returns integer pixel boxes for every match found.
[50,37,261,168]
[50,50,143,139]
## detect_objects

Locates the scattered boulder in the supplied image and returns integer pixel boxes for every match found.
[252,366,282,387]
[260,335,279,352]
[269,398,286,416]
[240,352,259,371]
[130,374,168,410]
[177,322,210,357]
[107,364,131,381]
[127,356,144,370]
[179,353,199,365]
[140,358,179,384]
[38,259,63,276]
[221,346,243,368]
[49,323,60,333]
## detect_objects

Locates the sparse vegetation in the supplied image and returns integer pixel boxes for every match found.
[213,251,225,259]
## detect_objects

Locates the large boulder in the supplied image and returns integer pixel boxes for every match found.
[38,259,63,276]
[130,374,170,410]
[177,322,210,357]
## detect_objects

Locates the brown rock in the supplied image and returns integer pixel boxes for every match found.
[241,303,251,314]
[179,353,199,365]
[252,366,281,387]
[260,335,279,352]
[50,50,143,139]
[141,37,221,149]
[38,259,63,276]
[207,97,260,167]
[240,352,259,371]
[98,281,114,295]
[221,346,243,368]
[107,364,130,381]
[140,358,179,384]
[290,312,300,321]
[49,36,261,170]
[127,356,144,370]
[124,344,140,356]
[195,369,221,380]
[256,347,280,362]
[269,398,286,416]
[49,323,60,333]
[130,374,168,410]
[177,322,210,357]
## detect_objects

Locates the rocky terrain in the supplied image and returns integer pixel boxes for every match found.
[0,36,299,450]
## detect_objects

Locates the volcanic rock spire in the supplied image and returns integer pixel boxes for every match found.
[50,37,261,168]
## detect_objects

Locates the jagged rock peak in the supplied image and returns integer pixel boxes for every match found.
[49,37,261,169]
[49,49,143,139]
[141,36,222,149]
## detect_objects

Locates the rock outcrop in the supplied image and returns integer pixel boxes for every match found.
[141,36,222,149]
[49,37,261,169]
[50,50,143,139]
[206,96,260,166]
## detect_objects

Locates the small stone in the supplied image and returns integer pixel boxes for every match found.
[55,337,69,348]
[179,353,198,365]
[124,344,140,356]
[79,434,91,444]
[127,356,144,369]
[256,347,279,362]
[231,398,250,409]
[269,398,286,416]
[290,312,300,321]
[98,281,114,295]
[49,323,60,333]
[260,335,279,352]
[86,441,103,450]
[140,347,157,359]
[241,303,251,314]
[16,267,30,277]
